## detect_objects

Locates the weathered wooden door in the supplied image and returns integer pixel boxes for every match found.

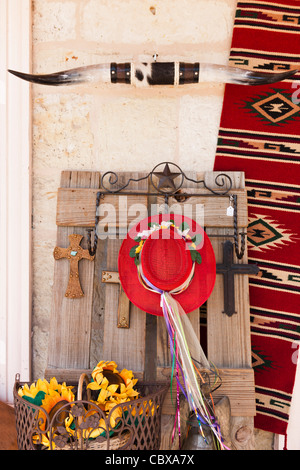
[45,167,256,450]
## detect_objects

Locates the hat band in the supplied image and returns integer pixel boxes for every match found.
[137,261,195,298]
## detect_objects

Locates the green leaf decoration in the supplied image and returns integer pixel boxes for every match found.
[192,233,203,246]
[129,246,138,258]
[180,221,189,232]
[190,249,202,264]
[134,236,141,242]
[134,256,140,266]
[22,390,46,407]
[148,222,160,228]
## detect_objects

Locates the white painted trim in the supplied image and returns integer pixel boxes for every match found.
[0,0,32,403]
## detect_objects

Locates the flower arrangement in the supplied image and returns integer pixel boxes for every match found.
[129,219,203,266]
[16,361,144,449]
[87,360,139,406]
[18,377,75,428]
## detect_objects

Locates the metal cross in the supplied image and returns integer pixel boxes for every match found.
[53,234,95,298]
[216,241,259,317]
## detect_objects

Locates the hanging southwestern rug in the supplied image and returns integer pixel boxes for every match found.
[214,0,300,436]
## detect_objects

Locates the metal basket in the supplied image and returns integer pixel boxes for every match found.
[13,373,168,450]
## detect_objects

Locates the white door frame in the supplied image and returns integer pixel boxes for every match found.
[0,0,32,403]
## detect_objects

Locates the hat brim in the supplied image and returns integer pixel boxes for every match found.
[118,214,216,316]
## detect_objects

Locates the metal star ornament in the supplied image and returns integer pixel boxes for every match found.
[153,163,182,190]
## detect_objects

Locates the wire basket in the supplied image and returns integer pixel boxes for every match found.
[13,373,168,450]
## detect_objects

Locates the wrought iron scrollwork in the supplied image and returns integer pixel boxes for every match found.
[100,171,149,194]
[100,162,232,196]
[87,162,245,259]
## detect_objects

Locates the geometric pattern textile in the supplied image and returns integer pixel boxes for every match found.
[214,0,300,435]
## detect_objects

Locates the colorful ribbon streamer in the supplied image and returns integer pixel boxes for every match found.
[137,261,228,450]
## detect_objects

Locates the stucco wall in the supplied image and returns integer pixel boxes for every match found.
[32,0,239,380]
[31,0,275,450]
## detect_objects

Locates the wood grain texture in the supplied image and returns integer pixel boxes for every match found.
[56,189,149,228]
[158,367,255,417]
[57,174,247,229]
[101,172,148,376]
[46,171,100,374]
[205,171,255,450]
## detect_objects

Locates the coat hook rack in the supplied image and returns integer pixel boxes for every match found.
[87,162,246,260]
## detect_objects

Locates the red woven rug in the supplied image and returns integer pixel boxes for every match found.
[214,0,300,435]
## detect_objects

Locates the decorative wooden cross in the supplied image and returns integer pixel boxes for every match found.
[216,241,259,317]
[102,271,130,328]
[53,234,95,298]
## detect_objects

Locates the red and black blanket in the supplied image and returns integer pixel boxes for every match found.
[214,0,300,435]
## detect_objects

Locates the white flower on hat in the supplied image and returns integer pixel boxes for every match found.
[177,227,190,238]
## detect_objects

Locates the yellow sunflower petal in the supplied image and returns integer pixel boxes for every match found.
[87,382,101,391]
[97,388,109,404]
[101,377,109,389]
[95,372,103,384]
[105,361,119,372]
[49,377,59,390]
[107,384,119,394]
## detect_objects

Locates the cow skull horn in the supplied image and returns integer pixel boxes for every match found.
[8,61,298,87]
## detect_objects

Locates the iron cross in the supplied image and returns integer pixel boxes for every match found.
[53,234,95,298]
[216,241,259,317]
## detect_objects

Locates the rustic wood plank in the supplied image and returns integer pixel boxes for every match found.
[206,228,252,368]
[56,189,149,228]
[158,367,255,417]
[57,186,247,228]
[46,171,100,375]
[160,395,189,450]
[56,188,98,227]
[205,171,255,450]
[143,179,159,383]
[89,237,107,369]
[101,172,148,376]
[157,189,247,228]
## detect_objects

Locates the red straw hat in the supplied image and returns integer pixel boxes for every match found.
[118,214,216,316]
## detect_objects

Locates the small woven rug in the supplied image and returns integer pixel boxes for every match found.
[214,0,300,435]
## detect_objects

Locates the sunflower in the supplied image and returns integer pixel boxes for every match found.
[87,361,139,406]
[64,404,123,441]
[18,378,49,404]
[19,377,75,439]
[41,384,75,417]
[18,377,74,402]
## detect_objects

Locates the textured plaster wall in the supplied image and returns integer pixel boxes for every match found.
[31,0,274,450]
[32,0,239,381]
